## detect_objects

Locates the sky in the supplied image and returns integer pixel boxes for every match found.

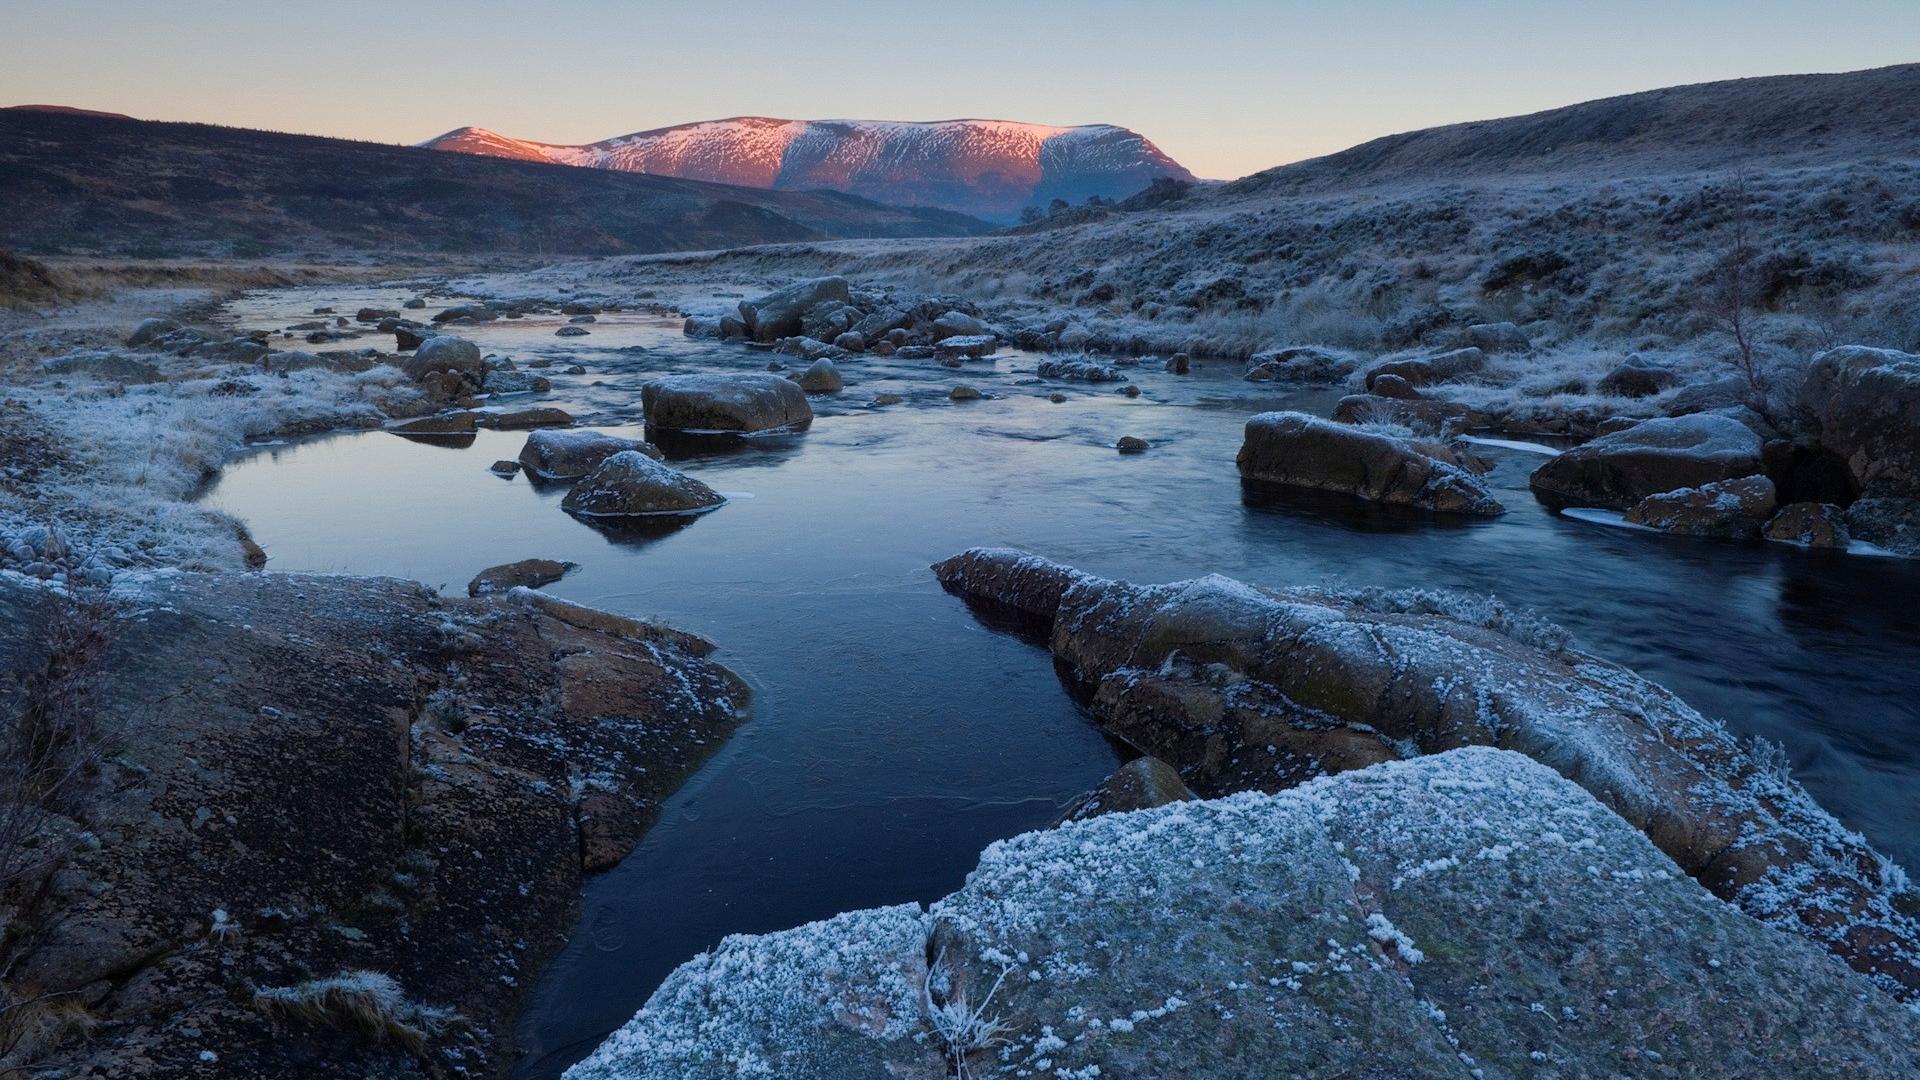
[3,0,1917,179]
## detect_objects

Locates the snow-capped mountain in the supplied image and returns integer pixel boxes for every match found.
[422,117,1195,221]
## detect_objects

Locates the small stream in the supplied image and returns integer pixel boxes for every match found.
[203,285,1920,1076]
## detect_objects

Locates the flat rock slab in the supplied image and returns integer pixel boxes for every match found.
[570,750,1920,1080]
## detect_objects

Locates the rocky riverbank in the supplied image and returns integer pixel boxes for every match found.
[0,282,755,1075]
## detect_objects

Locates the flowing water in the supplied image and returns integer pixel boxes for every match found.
[205,286,1920,1076]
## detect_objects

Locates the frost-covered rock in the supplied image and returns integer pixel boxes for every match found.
[1361,346,1487,390]
[568,749,1920,1080]
[1623,475,1777,537]
[1797,345,1920,500]
[773,335,847,362]
[930,310,988,340]
[561,451,724,518]
[1238,411,1503,515]
[125,317,182,347]
[555,324,591,337]
[792,358,844,393]
[1764,501,1850,549]
[401,335,486,383]
[929,548,1920,998]
[1845,496,1920,556]
[1245,345,1354,383]
[1053,755,1192,824]
[737,277,850,343]
[642,373,814,434]
[432,302,498,324]
[932,334,996,360]
[481,369,552,394]
[517,429,659,480]
[1528,412,1763,509]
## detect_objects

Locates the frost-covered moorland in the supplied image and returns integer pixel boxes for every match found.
[495,65,1920,432]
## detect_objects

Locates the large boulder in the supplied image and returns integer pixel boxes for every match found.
[929,549,1920,999]
[1528,413,1764,509]
[1796,346,1920,499]
[1361,346,1487,390]
[1624,475,1777,538]
[560,451,725,518]
[568,748,1920,1080]
[0,572,747,1077]
[400,335,486,382]
[517,429,659,480]
[737,277,850,343]
[1237,411,1504,515]
[641,373,814,434]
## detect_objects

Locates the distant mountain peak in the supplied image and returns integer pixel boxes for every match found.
[422,116,1195,221]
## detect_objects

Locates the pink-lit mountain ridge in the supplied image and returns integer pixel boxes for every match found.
[422,117,1196,222]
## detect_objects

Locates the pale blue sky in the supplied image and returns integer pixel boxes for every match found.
[3,0,1915,178]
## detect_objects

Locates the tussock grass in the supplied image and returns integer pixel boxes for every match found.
[252,971,455,1055]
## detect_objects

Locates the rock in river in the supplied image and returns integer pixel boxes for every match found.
[567,747,1920,1080]
[929,547,1920,999]
[1624,475,1777,538]
[792,358,843,393]
[517,428,659,480]
[400,335,486,383]
[467,557,577,595]
[561,451,725,518]
[641,373,813,434]
[1765,501,1851,549]
[1528,412,1764,509]
[1237,411,1503,515]
[0,570,747,1077]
